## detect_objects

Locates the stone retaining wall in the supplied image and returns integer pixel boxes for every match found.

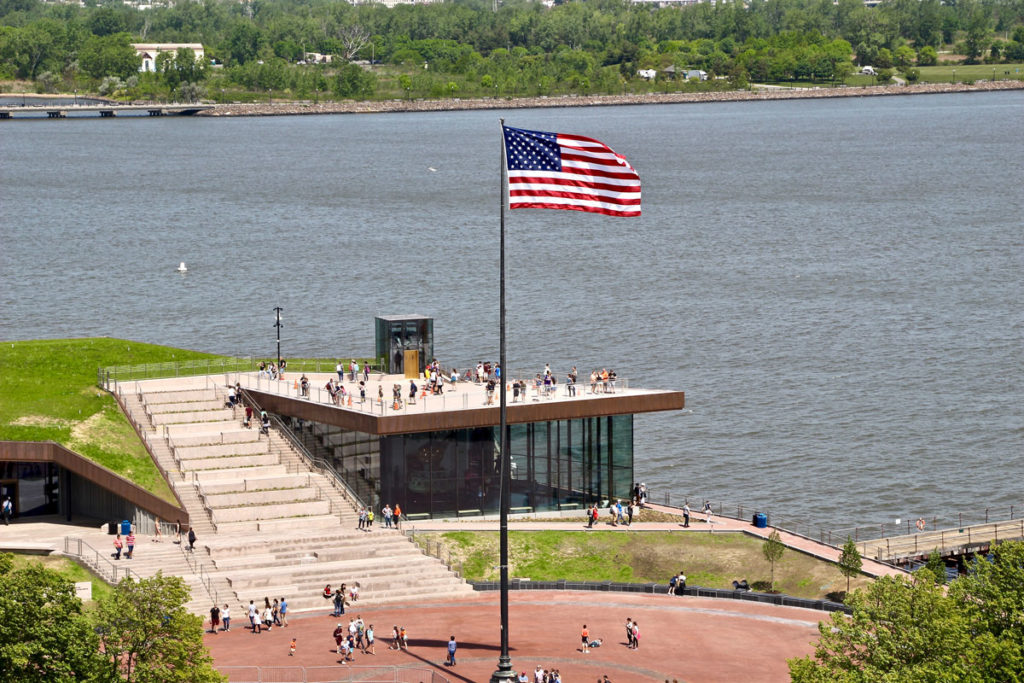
[201,80,1024,118]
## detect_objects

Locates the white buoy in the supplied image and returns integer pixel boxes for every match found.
[177,262,188,272]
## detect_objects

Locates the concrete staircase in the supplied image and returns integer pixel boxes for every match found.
[117,378,473,616]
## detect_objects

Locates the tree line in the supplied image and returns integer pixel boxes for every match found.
[2,0,1023,101]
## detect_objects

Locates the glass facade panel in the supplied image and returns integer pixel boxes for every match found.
[379,415,633,518]
[0,462,60,517]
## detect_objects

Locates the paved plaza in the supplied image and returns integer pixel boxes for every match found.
[205,591,822,682]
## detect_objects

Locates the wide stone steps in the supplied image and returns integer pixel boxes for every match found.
[260,582,474,613]
[182,453,281,471]
[204,487,319,509]
[201,530,413,558]
[199,473,312,495]
[211,500,332,525]
[144,388,220,404]
[193,464,290,483]
[210,539,427,571]
[213,515,342,535]
[165,420,242,438]
[171,430,260,448]
[226,556,454,588]
[175,441,270,459]
[149,399,226,413]
[152,408,235,425]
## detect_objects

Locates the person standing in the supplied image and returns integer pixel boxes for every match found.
[2,495,12,525]
[334,623,346,654]
[333,588,344,617]
[365,624,375,655]
[221,604,231,631]
[581,624,590,653]
[337,361,344,383]
[394,503,402,530]
[400,626,409,650]
[626,502,634,526]
[446,635,457,666]
[631,621,640,650]
[625,618,634,649]
[187,526,196,551]
[125,530,135,559]
[209,605,220,634]
[683,502,691,528]
[383,504,393,529]
[279,597,288,627]
[113,534,123,560]
[587,503,596,529]
[248,600,257,630]
[289,638,296,656]
[153,518,162,542]
[703,500,713,527]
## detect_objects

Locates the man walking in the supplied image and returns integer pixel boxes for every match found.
[683,502,691,528]
[1,495,12,525]
[446,635,457,666]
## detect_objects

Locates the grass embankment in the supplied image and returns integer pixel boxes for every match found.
[916,62,1024,82]
[418,530,871,600]
[9,553,113,608]
[0,338,222,502]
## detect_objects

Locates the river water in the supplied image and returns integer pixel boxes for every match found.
[2,92,1021,532]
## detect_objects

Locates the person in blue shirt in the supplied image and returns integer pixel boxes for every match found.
[446,635,457,666]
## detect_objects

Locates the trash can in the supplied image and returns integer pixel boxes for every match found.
[108,521,118,535]
[753,513,768,528]
[120,520,132,535]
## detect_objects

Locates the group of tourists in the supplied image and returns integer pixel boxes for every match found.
[336,360,369,383]
[239,596,289,635]
[521,665,563,682]
[258,360,286,380]
[332,616,379,662]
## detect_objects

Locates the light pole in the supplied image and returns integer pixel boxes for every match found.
[273,307,283,365]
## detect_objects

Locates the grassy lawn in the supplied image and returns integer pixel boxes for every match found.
[9,552,113,608]
[913,63,1024,83]
[417,530,872,600]
[0,338,223,501]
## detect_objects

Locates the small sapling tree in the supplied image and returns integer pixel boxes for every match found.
[763,530,785,591]
[838,537,862,594]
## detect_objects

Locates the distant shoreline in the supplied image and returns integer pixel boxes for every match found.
[201,80,1024,117]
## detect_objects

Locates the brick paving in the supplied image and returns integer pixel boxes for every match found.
[205,591,822,682]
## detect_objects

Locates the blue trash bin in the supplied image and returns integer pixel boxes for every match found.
[120,520,132,535]
[753,513,768,529]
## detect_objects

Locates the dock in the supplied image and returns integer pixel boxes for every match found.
[0,103,213,119]
[856,517,1024,564]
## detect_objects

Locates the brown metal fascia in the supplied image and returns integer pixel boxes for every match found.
[247,389,684,436]
[0,441,188,524]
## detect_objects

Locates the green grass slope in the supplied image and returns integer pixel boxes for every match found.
[0,338,221,502]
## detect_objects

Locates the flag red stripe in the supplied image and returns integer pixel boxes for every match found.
[509,189,641,206]
[509,200,641,217]
[510,176,640,193]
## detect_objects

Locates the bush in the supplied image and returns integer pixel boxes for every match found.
[904,68,920,83]
[875,68,894,84]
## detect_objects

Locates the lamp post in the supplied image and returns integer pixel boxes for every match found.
[952,68,956,84]
[273,307,283,366]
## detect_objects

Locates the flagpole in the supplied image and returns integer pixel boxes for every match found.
[491,118,515,682]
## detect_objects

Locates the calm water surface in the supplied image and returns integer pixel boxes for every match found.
[2,92,1021,532]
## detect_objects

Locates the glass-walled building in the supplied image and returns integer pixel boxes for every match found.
[285,415,634,518]
[381,416,633,517]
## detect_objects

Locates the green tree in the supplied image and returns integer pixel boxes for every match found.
[917,45,938,66]
[893,45,915,68]
[78,32,140,81]
[333,61,375,98]
[948,542,1024,681]
[762,530,785,589]
[94,572,223,683]
[789,571,971,682]
[837,537,862,594]
[921,548,946,582]
[963,2,992,64]
[0,553,106,682]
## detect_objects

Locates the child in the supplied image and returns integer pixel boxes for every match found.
[289,638,296,656]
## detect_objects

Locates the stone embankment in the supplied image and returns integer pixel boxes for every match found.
[202,80,1023,117]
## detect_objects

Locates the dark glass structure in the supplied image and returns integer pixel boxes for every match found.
[374,315,433,376]
[291,414,633,519]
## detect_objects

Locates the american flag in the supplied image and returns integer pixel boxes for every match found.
[502,125,641,217]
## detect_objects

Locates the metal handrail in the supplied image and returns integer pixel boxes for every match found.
[63,536,140,585]
[179,541,219,606]
[240,389,364,512]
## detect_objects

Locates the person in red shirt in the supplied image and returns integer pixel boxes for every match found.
[581,624,590,653]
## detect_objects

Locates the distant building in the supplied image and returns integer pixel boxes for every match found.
[351,0,444,7]
[132,43,205,73]
[684,69,708,81]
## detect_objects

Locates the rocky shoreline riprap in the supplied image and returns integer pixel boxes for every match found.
[200,80,1023,117]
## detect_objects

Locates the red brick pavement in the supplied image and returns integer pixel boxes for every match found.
[206,591,822,682]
